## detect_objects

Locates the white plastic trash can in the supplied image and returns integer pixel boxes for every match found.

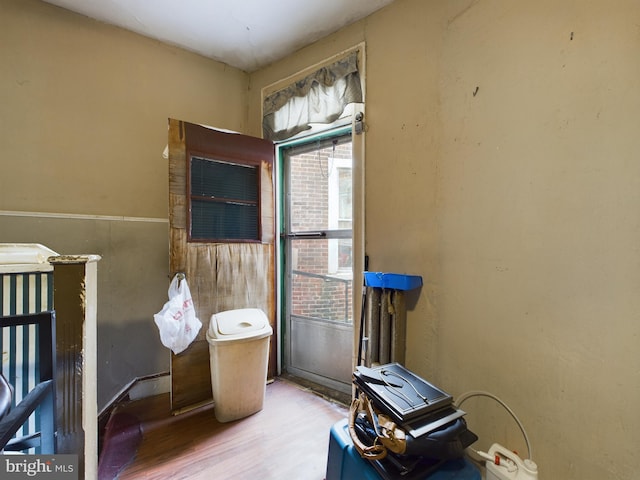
[206,308,273,422]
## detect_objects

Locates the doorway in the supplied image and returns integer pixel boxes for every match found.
[279,127,354,395]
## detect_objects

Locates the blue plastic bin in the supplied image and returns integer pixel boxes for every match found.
[326,418,481,480]
[364,272,423,291]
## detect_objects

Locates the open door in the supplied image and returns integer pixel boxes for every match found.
[167,119,276,413]
[279,128,354,394]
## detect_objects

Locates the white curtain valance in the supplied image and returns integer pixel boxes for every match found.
[262,52,362,141]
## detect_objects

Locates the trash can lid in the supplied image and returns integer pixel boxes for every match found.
[208,308,272,341]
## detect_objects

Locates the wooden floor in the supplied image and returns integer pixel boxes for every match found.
[104,378,349,480]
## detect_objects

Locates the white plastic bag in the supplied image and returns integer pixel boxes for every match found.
[153,274,202,355]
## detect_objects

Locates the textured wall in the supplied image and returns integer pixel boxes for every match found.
[0,0,248,409]
[248,0,640,478]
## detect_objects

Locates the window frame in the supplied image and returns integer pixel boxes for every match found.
[186,148,263,243]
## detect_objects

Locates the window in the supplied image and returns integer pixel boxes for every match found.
[337,167,352,270]
[188,155,261,242]
[326,141,353,275]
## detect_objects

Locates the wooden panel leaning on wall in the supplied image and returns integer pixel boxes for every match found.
[167,118,276,414]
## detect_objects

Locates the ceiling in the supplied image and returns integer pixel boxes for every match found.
[41,0,394,72]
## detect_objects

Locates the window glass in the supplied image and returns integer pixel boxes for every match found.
[189,156,260,241]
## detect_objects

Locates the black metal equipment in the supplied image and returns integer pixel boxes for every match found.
[350,363,477,480]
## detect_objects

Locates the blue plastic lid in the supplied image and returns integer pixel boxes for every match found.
[364,272,423,291]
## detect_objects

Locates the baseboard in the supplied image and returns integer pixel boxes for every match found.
[99,372,170,417]
[128,373,171,401]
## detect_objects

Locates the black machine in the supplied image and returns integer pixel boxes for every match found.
[350,363,478,479]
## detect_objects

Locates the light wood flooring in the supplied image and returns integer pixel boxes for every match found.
[105,378,349,480]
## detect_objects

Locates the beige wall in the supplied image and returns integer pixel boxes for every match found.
[2,0,639,477]
[0,0,248,408]
[250,0,640,478]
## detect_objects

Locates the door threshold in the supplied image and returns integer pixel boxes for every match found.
[279,373,351,407]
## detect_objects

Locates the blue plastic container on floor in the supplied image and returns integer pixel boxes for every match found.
[326,418,481,480]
